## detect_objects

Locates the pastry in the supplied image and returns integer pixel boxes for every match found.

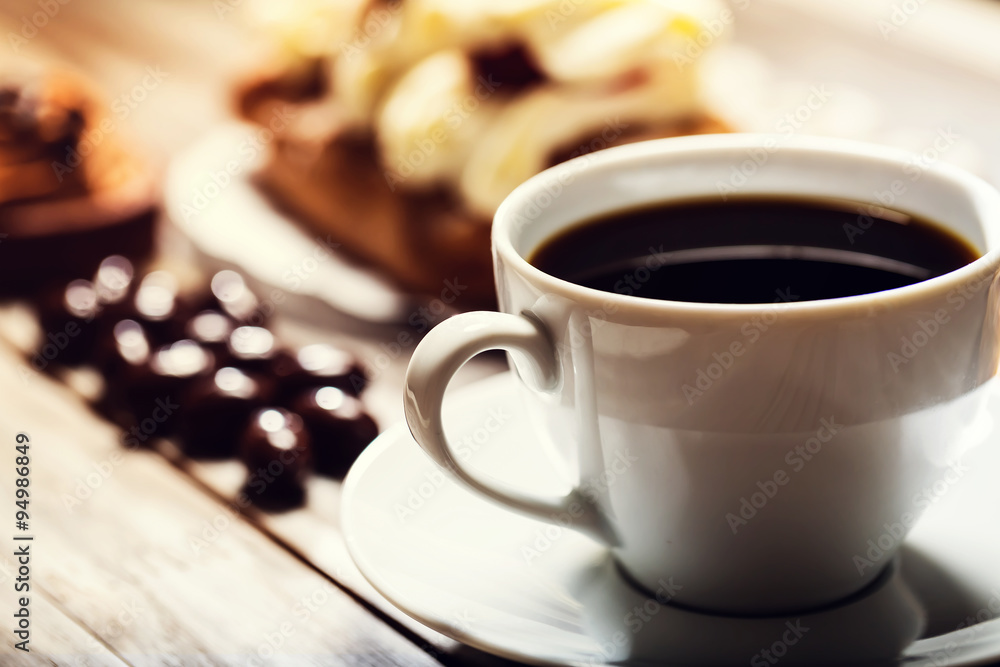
[239,0,730,305]
[0,63,156,295]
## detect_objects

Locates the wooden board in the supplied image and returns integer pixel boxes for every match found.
[0,340,447,666]
[0,578,129,666]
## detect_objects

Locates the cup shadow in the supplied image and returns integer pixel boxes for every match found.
[566,542,984,666]
[897,543,991,639]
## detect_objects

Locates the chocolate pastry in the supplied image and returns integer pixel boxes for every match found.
[290,386,378,478]
[184,310,236,365]
[37,278,102,368]
[271,343,368,403]
[179,367,266,459]
[240,408,312,509]
[0,66,156,295]
[227,325,278,374]
[106,335,214,437]
[99,318,154,429]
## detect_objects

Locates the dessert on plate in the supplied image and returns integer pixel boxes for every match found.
[0,63,156,295]
[238,0,730,306]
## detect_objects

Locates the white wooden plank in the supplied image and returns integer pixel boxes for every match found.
[0,341,446,666]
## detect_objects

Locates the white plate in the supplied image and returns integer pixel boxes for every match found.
[343,372,1000,666]
[164,123,414,324]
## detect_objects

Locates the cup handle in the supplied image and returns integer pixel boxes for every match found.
[403,311,616,546]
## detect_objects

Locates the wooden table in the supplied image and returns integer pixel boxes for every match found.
[2,0,1000,664]
[1,2,512,664]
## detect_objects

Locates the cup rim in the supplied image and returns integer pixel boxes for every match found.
[492,133,1000,318]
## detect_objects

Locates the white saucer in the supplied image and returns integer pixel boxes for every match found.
[164,124,414,324]
[343,372,1000,666]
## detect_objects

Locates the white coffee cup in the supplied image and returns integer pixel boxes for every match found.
[403,134,1000,614]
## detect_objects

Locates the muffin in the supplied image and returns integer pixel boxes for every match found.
[0,64,157,295]
[239,0,729,306]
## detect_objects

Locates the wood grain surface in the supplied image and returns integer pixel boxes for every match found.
[2,0,999,664]
[0,339,448,667]
[0,582,128,667]
[0,3,516,662]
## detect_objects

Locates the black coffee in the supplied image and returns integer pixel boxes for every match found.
[529,197,979,304]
